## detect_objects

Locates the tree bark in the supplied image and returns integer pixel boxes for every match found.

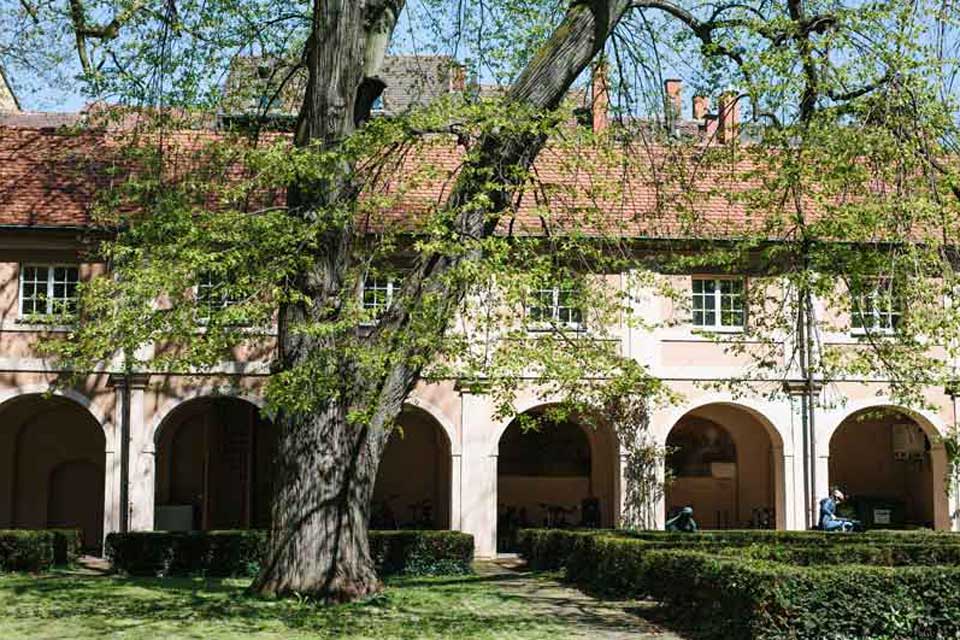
[255,0,631,602]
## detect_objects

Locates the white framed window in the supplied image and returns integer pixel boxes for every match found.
[362,277,401,318]
[851,279,901,335]
[197,272,242,319]
[528,286,584,330]
[692,277,745,331]
[19,264,80,318]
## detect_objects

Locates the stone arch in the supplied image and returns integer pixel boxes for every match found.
[658,395,786,453]
[664,400,784,530]
[0,392,106,550]
[372,403,454,530]
[403,396,460,454]
[495,404,620,552]
[827,403,950,530]
[0,385,109,439]
[149,388,265,452]
[153,394,275,531]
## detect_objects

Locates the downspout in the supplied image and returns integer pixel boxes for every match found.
[805,290,817,529]
[119,356,131,533]
[797,287,812,528]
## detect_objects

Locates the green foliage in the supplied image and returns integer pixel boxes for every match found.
[520,528,960,639]
[0,529,81,572]
[106,530,473,578]
[645,550,960,640]
[105,530,268,577]
[49,529,84,565]
[368,530,474,576]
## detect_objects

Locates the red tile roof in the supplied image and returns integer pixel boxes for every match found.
[0,119,784,239]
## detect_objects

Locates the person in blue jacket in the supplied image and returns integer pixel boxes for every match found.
[819,488,855,532]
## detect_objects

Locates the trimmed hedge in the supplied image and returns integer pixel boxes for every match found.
[49,529,84,565]
[733,541,960,566]
[518,528,960,572]
[370,530,474,576]
[645,550,960,640]
[519,529,960,639]
[615,528,960,545]
[0,529,83,572]
[106,530,266,577]
[106,530,474,578]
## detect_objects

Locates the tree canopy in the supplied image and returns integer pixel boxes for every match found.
[4,0,960,600]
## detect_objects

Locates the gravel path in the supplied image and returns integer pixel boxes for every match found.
[474,560,686,640]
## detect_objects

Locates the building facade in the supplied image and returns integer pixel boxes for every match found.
[2,77,959,559]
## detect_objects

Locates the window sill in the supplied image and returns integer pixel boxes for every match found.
[8,318,74,332]
[849,328,896,338]
[692,325,746,335]
[526,323,587,334]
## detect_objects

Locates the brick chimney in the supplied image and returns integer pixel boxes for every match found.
[591,60,609,134]
[664,79,682,125]
[717,92,740,144]
[692,95,709,121]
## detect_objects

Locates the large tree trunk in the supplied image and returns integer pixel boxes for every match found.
[254,0,631,602]
[252,404,385,600]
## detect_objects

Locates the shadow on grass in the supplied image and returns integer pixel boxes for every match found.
[0,571,565,638]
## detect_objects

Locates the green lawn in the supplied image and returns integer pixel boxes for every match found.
[0,571,573,639]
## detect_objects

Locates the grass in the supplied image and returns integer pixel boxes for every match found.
[0,570,573,639]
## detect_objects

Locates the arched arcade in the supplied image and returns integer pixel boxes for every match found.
[0,393,106,550]
[665,402,783,529]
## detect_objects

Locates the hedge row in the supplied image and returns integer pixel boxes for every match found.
[735,541,960,566]
[0,529,83,572]
[645,550,960,640]
[517,528,960,572]
[105,530,474,578]
[616,528,960,545]
[519,529,960,639]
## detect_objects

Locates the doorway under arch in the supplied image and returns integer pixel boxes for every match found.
[371,405,452,530]
[0,394,105,550]
[496,408,618,552]
[155,396,276,531]
[829,407,948,529]
[665,403,781,529]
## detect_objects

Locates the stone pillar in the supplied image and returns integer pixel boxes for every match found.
[953,476,960,533]
[108,374,152,532]
[457,384,499,558]
[946,385,960,532]
[449,451,463,531]
[101,398,121,546]
[782,380,822,530]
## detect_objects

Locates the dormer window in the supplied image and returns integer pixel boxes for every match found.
[19,264,79,318]
[851,279,901,335]
[692,277,745,331]
[528,285,584,331]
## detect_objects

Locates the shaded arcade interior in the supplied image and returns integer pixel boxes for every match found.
[666,404,780,529]
[371,406,452,529]
[155,397,276,531]
[829,408,946,529]
[0,394,105,550]
[497,410,618,551]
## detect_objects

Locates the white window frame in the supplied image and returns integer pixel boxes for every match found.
[850,279,901,336]
[361,277,401,319]
[196,272,244,322]
[691,276,746,333]
[527,285,585,332]
[18,264,80,319]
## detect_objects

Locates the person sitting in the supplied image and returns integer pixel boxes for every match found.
[819,488,856,532]
[665,506,699,533]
